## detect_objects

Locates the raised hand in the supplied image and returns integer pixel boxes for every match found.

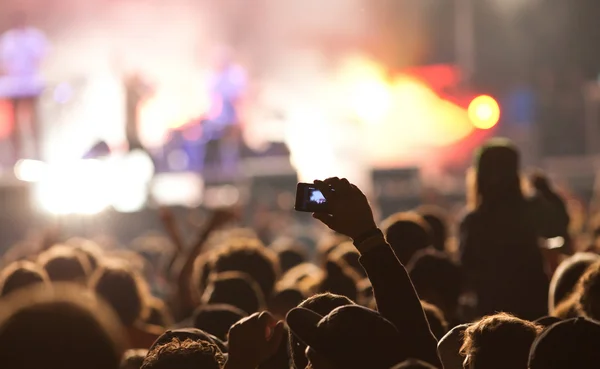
[226,312,285,369]
[312,177,377,241]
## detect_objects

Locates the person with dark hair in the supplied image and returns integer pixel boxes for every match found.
[292,177,441,368]
[91,262,147,327]
[66,237,103,273]
[317,259,360,303]
[528,317,600,369]
[288,292,355,369]
[549,253,599,314]
[416,205,450,252]
[149,328,226,354]
[421,301,448,340]
[226,311,285,369]
[575,260,600,321]
[90,262,161,348]
[271,238,308,273]
[381,212,433,265]
[201,271,266,315]
[121,349,148,369]
[408,249,462,325]
[329,242,367,278]
[145,297,174,328]
[287,305,411,369]
[316,234,349,264]
[211,239,279,300]
[460,139,565,320]
[141,338,224,369]
[37,245,91,283]
[0,260,49,296]
[193,304,247,342]
[460,313,542,369]
[268,287,305,319]
[0,285,126,369]
[278,263,323,296]
[529,171,572,255]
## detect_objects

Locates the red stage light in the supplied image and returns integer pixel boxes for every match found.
[468,95,500,130]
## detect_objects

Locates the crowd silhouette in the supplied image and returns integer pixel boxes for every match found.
[0,138,599,369]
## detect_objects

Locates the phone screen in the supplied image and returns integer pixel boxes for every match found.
[295,183,329,213]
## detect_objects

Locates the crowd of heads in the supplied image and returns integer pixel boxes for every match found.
[0,138,600,369]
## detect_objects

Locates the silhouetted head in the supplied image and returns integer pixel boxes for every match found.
[317,235,350,264]
[549,253,599,314]
[271,238,309,274]
[408,249,462,317]
[575,260,600,321]
[382,212,433,264]
[0,260,49,297]
[141,338,224,369]
[0,284,125,369]
[329,242,366,278]
[461,313,542,369]
[269,287,305,319]
[149,328,225,354]
[211,239,279,299]
[38,245,91,284]
[90,261,149,327]
[472,139,523,209]
[192,304,247,342]
[529,317,600,369]
[145,297,174,328]
[317,259,360,303]
[66,238,103,273]
[416,205,449,252]
[201,271,266,315]
[287,305,409,369]
[288,293,355,369]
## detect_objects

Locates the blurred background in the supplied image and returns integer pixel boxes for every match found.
[0,0,600,249]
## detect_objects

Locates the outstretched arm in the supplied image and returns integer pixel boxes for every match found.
[171,209,237,316]
[313,177,441,367]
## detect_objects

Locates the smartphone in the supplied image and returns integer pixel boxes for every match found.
[294,183,330,213]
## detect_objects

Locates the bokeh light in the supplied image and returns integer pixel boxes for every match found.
[468,95,501,130]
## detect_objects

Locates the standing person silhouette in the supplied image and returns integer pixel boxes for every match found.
[460,139,566,321]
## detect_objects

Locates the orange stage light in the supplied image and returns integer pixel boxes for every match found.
[468,95,500,130]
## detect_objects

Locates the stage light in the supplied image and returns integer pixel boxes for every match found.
[151,173,203,207]
[14,159,48,183]
[339,56,392,124]
[35,160,111,215]
[468,95,500,130]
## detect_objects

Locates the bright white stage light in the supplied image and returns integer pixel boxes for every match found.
[35,159,111,215]
[106,150,155,213]
[14,160,48,183]
[151,173,203,207]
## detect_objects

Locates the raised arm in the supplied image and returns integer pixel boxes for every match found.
[172,209,237,316]
[313,177,441,367]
